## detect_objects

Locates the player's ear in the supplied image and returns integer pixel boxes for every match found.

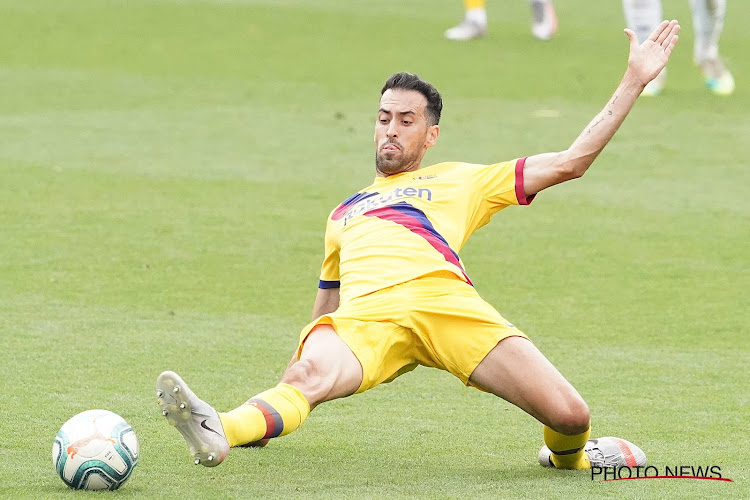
[425,124,439,148]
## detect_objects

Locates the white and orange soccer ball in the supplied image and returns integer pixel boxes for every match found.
[52,409,139,490]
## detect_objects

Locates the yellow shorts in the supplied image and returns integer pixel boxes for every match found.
[297,274,527,393]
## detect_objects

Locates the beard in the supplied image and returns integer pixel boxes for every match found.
[375,141,421,176]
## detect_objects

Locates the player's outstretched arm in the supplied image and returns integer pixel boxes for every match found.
[522,20,680,196]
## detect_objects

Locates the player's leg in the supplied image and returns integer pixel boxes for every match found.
[690,0,734,95]
[529,0,558,41]
[219,324,362,447]
[623,0,666,95]
[404,276,592,469]
[157,324,362,466]
[469,336,593,469]
[470,336,648,469]
[280,324,363,407]
[444,0,488,41]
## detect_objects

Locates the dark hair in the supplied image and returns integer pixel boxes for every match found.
[381,72,443,126]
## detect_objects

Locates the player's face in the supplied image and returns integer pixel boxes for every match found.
[374,89,439,176]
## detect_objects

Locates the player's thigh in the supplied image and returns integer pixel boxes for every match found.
[297,291,420,393]
[282,324,363,407]
[469,336,589,434]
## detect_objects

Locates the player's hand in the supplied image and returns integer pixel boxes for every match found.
[624,20,680,88]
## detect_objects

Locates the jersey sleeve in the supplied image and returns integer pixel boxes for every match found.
[470,157,535,208]
[318,214,340,289]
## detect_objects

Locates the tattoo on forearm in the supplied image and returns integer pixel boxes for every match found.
[611,95,619,105]
[587,116,605,134]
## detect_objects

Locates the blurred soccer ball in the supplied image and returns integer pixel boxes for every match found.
[52,409,139,490]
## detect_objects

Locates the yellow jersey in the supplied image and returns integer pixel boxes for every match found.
[319,158,534,303]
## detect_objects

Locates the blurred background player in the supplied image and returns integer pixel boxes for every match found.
[623,0,735,95]
[445,0,558,41]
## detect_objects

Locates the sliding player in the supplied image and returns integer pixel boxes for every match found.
[157,21,680,471]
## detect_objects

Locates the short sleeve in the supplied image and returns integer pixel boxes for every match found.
[469,157,535,208]
[318,215,340,289]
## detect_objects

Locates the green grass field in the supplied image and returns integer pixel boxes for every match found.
[0,0,747,498]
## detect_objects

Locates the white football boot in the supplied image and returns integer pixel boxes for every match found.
[444,10,488,41]
[698,57,735,96]
[538,436,647,468]
[156,370,230,467]
[530,1,558,41]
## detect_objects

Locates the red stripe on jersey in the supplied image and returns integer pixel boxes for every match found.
[514,157,536,205]
[366,204,472,285]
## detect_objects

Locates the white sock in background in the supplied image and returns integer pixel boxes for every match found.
[622,0,662,43]
[465,7,487,27]
[689,0,726,63]
[623,0,666,94]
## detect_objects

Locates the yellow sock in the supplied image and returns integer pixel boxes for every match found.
[464,0,485,10]
[543,425,591,470]
[219,383,310,447]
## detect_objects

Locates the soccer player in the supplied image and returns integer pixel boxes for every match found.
[623,0,734,95]
[157,21,681,470]
[444,0,558,41]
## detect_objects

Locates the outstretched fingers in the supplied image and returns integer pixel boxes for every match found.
[648,20,670,42]
[654,20,680,47]
[664,33,679,57]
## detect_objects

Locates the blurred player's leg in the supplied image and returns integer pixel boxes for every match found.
[445,0,488,41]
[529,0,558,41]
[623,0,666,95]
[690,0,734,95]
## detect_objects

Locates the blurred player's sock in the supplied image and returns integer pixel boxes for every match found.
[445,2,487,41]
[642,68,667,96]
[622,0,662,45]
[219,383,310,447]
[690,0,734,95]
[540,425,591,469]
[529,0,557,41]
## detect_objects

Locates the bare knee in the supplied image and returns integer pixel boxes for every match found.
[548,397,591,436]
[281,358,332,405]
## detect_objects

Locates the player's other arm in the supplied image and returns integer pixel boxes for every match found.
[312,213,341,319]
[312,287,339,320]
[522,20,680,196]
[281,287,339,374]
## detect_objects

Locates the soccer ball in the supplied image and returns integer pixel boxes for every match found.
[52,409,139,490]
